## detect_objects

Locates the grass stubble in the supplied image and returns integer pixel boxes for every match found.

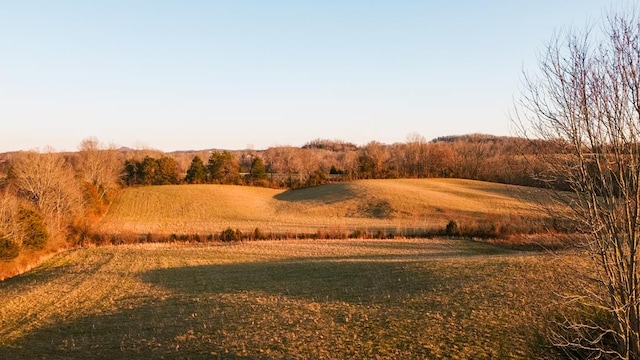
[0,239,590,359]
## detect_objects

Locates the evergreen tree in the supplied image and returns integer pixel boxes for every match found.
[138,156,158,185]
[185,156,208,184]
[250,157,268,181]
[122,159,139,186]
[154,156,180,185]
[17,207,48,249]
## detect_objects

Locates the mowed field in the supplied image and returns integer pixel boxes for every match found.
[97,179,557,235]
[0,239,588,359]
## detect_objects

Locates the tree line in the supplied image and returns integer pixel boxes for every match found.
[119,134,558,189]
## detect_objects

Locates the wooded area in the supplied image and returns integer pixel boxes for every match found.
[118,134,557,189]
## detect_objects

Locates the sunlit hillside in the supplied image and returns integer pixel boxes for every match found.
[97,179,558,235]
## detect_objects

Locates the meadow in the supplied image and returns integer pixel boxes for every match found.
[97,178,559,236]
[0,239,589,359]
[0,179,585,358]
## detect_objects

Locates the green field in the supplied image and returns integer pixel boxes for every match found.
[0,239,587,359]
[98,179,556,235]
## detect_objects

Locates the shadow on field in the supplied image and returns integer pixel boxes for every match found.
[140,258,436,305]
[274,183,358,203]
[0,303,258,360]
[0,253,554,359]
[0,259,438,359]
[0,263,73,288]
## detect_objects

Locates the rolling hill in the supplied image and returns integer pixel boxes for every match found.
[97,179,558,235]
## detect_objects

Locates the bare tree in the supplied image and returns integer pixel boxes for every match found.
[10,150,82,232]
[77,137,123,202]
[362,141,389,179]
[405,133,428,177]
[426,142,455,178]
[264,146,302,187]
[517,10,640,359]
[0,188,23,247]
[338,150,359,180]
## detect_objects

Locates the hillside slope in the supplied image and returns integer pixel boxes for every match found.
[98,179,556,234]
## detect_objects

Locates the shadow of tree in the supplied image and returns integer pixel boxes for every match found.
[0,263,74,288]
[0,259,445,359]
[0,302,260,360]
[140,259,439,305]
[273,183,358,204]
[0,253,554,359]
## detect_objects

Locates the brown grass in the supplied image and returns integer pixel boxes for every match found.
[0,235,70,281]
[0,239,591,359]
[97,179,560,235]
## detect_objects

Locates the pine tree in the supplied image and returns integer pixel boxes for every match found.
[185,156,208,184]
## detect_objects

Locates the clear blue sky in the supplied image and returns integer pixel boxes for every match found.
[0,0,624,152]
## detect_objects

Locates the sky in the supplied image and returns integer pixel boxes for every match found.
[0,0,627,152]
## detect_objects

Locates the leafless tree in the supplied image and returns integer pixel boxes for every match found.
[263,146,306,187]
[0,188,24,246]
[10,149,82,232]
[516,10,640,359]
[77,137,123,203]
[406,133,428,177]
[363,141,389,179]
[338,150,359,180]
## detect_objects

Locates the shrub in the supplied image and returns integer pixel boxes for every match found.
[445,220,459,237]
[17,208,48,249]
[253,228,265,240]
[67,221,91,246]
[220,228,241,242]
[91,233,106,245]
[0,235,20,260]
[81,181,107,216]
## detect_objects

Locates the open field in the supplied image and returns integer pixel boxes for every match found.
[0,239,589,359]
[97,179,559,235]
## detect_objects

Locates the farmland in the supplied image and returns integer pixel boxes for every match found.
[0,179,585,358]
[97,178,558,235]
[0,239,589,359]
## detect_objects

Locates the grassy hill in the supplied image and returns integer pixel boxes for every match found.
[98,179,558,235]
[0,181,587,358]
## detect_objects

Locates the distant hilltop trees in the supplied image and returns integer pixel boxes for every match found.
[0,133,563,191]
[108,134,563,190]
[301,139,358,152]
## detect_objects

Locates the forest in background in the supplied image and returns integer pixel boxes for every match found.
[15,133,554,189]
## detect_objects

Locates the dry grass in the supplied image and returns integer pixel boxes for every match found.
[0,239,590,359]
[97,179,558,235]
[0,236,70,281]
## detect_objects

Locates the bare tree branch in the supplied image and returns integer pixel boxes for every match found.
[516,9,640,358]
